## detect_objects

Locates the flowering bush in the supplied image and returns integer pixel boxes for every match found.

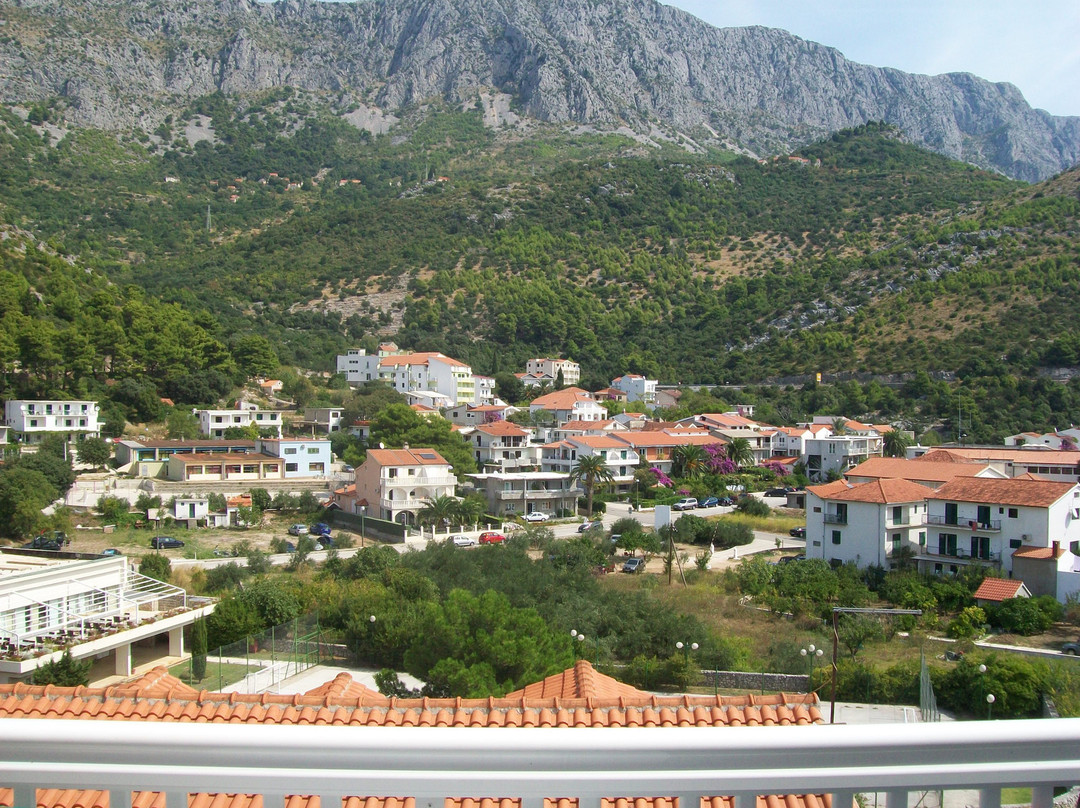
[759,461,788,476]
[705,444,737,475]
[649,467,673,487]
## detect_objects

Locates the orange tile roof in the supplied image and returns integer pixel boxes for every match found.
[366,448,450,467]
[529,388,597,409]
[613,433,723,449]
[0,665,820,728]
[846,457,991,484]
[570,435,632,450]
[973,578,1027,602]
[1012,545,1066,560]
[379,352,470,369]
[507,660,648,700]
[808,478,930,505]
[921,447,1080,466]
[560,420,618,431]
[806,480,854,499]
[930,477,1076,508]
[475,421,530,437]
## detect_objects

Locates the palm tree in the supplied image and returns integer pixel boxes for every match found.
[882,429,912,458]
[418,494,460,530]
[569,454,615,517]
[831,417,848,435]
[724,437,753,469]
[453,493,487,526]
[671,443,708,479]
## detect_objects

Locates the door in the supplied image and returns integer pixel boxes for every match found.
[944,502,958,525]
[976,505,991,527]
[189,503,196,518]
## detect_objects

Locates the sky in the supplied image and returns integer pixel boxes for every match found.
[664,1,1080,117]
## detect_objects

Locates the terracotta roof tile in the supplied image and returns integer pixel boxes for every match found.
[507,661,647,700]
[808,478,930,504]
[1012,545,1066,559]
[846,457,992,484]
[930,477,1077,507]
[365,448,450,467]
[921,447,1080,465]
[973,578,1027,602]
[529,388,597,409]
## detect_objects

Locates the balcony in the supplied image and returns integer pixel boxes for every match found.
[823,514,847,525]
[927,515,1001,532]
[919,548,1002,564]
[0,718,1077,808]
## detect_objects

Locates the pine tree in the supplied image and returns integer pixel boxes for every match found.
[191,617,208,682]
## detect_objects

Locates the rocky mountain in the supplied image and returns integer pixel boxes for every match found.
[2,0,1079,182]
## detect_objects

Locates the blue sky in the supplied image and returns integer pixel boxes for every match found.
[665,1,1080,116]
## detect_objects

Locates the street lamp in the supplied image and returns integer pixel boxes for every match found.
[800,643,824,692]
[359,505,366,547]
[676,641,699,689]
[986,692,996,720]
[571,629,599,666]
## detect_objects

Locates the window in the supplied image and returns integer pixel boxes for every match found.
[225,465,241,474]
[944,503,958,525]
[977,505,991,526]
[285,462,298,473]
[308,447,319,454]
[831,530,841,545]
[285,448,297,455]
[892,506,902,523]
[243,465,257,474]
[891,534,901,551]
[1008,508,1018,519]
[919,531,926,546]
[1009,538,1023,549]
[309,462,325,473]
[938,533,957,556]
[971,535,990,560]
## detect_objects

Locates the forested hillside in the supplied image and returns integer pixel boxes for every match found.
[2,92,1080,439]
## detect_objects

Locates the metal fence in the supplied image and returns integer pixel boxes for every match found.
[171,613,323,693]
[919,651,940,723]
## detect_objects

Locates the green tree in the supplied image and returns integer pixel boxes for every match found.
[231,335,279,379]
[139,553,171,583]
[882,429,912,457]
[166,408,202,439]
[191,617,208,681]
[725,437,754,468]
[418,494,461,529]
[837,613,884,659]
[76,436,111,469]
[32,650,92,687]
[671,443,708,478]
[238,578,301,626]
[0,466,57,538]
[206,594,265,650]
[569,454,615,517]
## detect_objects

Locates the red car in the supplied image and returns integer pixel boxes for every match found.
[478,531,506,544]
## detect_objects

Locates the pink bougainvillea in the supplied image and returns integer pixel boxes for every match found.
[705,443,737,475]
[649,467,673,487]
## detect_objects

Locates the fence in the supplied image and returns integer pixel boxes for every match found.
[172,613,323,693]
[329,511,408,542]
[919,652,940,722]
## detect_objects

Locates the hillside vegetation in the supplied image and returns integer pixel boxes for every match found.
[2,95,1080,437]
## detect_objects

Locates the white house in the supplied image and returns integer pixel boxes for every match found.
[257,438,332,478]
[196,404,282,439]
[4,400,100,443]
[336,348,486,406]
[301,407,345,433]
[802,435,877,481]
[465,471,577,518]
[529,388,607,425]
[610,374,657,405]
[525,358,580,387]
[353,447,458,525]
[922,477,1080,600]
[564,436,641,493]
[445,403,516,426]
[805,478,932,569]
[469,421,540,471]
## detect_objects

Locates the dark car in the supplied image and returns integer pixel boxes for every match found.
[150,536,184,550]
[310,522,332,537]
[789,526,806,539]
[100,548,122,557]
[24,535,63,551]
[1064,639,1080,656]
[699,496,720,508]
[778,554,806,565]
[718,496,735,506]
[577,520,603,533]
[320,536,336,549]
[764,487,792,497]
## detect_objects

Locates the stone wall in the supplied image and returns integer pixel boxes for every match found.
[705,670,810,693]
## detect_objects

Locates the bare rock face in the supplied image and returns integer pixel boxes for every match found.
[2,0,1078,181]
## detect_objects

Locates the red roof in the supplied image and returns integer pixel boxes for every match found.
[930,477,1076,508]
[972,578,1027,602]
[366,448,450,467]
[808,478,930,505]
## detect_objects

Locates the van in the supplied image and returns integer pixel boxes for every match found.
[672,497,698,511]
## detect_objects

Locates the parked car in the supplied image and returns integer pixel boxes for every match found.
[577,519,603,533]
[100,548,122,557]
[699,496,720,508]
[672,497,698,511]
[1064,639,1080,656]
[309,522,332,537]
[622,557,645,573]
[150,536,184,550]
[451,534,477,547]
[718,496,736,506]
[319,536,336,549]
[478,531,506,544]
[764,487,794,497]
[282,541,297,553]
[523,511,552,523]
[288,524,309,536]
[789,526,806,539]
[24,535,63,551]
[778,555,806,565]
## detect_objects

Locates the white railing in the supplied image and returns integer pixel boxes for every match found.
[0,718,1077,808]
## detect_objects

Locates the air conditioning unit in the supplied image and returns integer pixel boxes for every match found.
[1021,534,1030,542]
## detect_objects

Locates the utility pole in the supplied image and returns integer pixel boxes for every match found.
[206,204,211,233]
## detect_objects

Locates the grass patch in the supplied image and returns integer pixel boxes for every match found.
[1000,788,1031,805]
[716,512,805,534]
[169,660,263,690]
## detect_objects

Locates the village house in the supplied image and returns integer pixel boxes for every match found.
[469,421,540,471]
[465,470,578,518]
[524,357,581,387]
[528,387,607,425]
[4,400,100,444]
[352,447,457,525]
[196,404,283,439]
[610,373,657,404]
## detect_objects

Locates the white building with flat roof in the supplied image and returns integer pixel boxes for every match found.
[196,405,283,439]
[4,400,100,443]
[525,358,580,387]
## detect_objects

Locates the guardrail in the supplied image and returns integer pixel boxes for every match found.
[0,718,1076,808]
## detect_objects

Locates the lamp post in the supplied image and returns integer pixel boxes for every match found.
[571,629,599,667]
[800,643,824,693]
[676,641,699,689]
[986,692,996,720]
[359,505,366,547]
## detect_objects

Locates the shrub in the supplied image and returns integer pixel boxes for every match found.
[946,606,986,639]
[32,651,92,687]
[735,497,770,517]
[988,597,1054,635]
[139,553,171,583]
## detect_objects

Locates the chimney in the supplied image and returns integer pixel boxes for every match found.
[403,443,409,451]
[1053,541,1060,556]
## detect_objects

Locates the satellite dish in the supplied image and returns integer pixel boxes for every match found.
[379,442,385,449]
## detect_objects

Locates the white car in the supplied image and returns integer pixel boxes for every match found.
[287,524,309,536]
[451,534,477,547]
[672,497,698,511]
[523,511,552,523]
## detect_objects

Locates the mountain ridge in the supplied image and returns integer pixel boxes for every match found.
[1,0,1078,181]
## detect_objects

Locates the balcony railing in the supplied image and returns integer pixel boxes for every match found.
[919,548,1002,563]
[0,718,1076,808]
[926,515,1001,531]
[823,514,847,525]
